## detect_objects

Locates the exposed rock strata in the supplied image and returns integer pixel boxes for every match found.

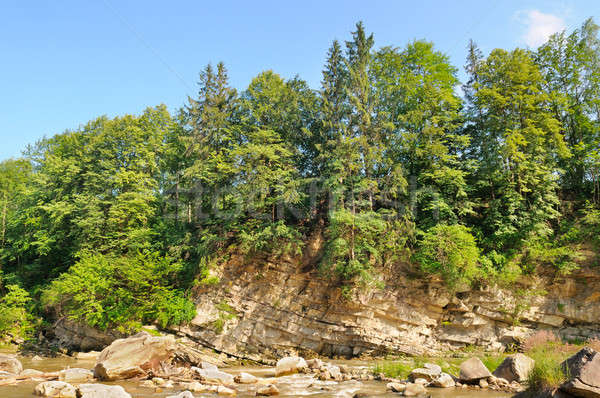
[53,235,600,359]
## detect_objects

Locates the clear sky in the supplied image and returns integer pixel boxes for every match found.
[1,0,598,161]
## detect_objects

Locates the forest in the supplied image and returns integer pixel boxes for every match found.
[1,19,599,342]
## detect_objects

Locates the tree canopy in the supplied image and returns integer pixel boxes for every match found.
[1,19,599,339]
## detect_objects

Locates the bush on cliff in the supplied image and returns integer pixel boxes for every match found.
[41,251,196,333]
[416,224,481,289]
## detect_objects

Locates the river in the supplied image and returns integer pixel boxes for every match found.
[0,356,514,398]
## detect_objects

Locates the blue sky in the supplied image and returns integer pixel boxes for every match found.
[1,0,598,161]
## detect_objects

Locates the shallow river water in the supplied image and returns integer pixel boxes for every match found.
[0,356,513,398]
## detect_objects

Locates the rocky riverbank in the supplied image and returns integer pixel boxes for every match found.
[2,332,599,398]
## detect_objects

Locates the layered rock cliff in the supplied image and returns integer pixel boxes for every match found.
[170,236,600,361]
[54,233,600,360]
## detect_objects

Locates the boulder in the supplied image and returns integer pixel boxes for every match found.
[306,358,323,369]
[410,363,442,382]
[34,381,77,398]
[74,351,100,360]
[59,368,94,383]
[493,353,535,383]
[167,392,195,398]
[256,384,279,396]
[192,367,235,384]
[198,361,218,370]
[180,381,212,393]
[387,382,406,392]
[562,378,600,398]
[21,368,44,378]
[560,348,600,398]
[0,370,14,379]
[77,383,132,398]
[234,372,258,384]
[431,373,455,388]
[275,356,307,376]
[403,382,427,396]
[326,365,342,380]
[93,332,176,380]
[0,354,23,374]
[217,385,237,396]
[459,357,491,382]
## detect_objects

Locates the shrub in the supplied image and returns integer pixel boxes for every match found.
[523,331,581,391]
[42,251,196,333]
[521,238,581,275]
[0,284,36,340]
[416,224,480,289]
[238,220,304,256]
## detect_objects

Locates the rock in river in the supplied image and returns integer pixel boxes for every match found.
[93,331,176,381]
[192,367,235,384]
[34,381,77,398]
[275,356,307,376]
[234,372,258,384]
[492,353,534,383]
[77,383,132,398]
[409,363,442,382]
[459,357,491,382]
[0,354,23,375]
[59,368,94,383]
[403,382,427,396]
[256,384,279,396]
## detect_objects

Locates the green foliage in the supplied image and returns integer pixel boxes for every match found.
[238,220,303,256]
[526,343,571,391]
[467,47,569,252]
[417,224,480,288]
[372,360,414,379]
[2,19,600,342]
[520,237,582,275]
[0,284,36,340]
[42,252,195,333]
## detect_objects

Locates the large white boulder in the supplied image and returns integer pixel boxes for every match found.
[192,367,235,384]
[493,353,535,383]
[77,383,132,398]
[59,368,94,383]
[0,354,23,375]
[34,381,77,398]
[93,332,176,381]
[275,356,307,376]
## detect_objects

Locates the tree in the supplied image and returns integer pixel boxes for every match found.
[372,40,471,229]
[536,18,600,201]
[0,159,31,250]
[467,48,570,250]
[181,62,238,227]
[4,106,171,283]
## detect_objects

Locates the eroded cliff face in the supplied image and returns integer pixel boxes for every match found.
[53,234,600,359]
[173,241,600,361]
